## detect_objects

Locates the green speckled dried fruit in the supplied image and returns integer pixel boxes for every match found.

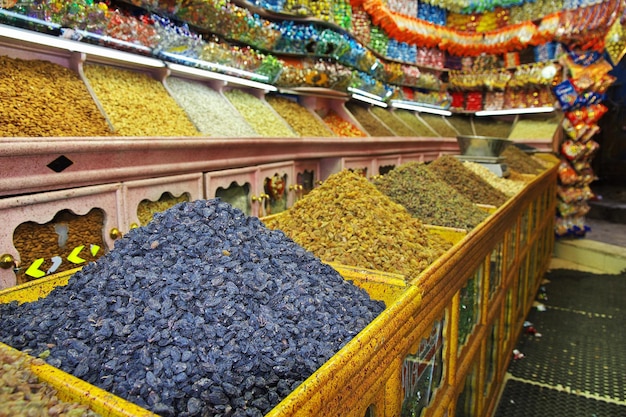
[427,155,509,206]
[263,169,451,281]
[373,162,489,229]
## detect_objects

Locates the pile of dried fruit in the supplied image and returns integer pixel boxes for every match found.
[0,56,112,137]
[0,344,102,417]
[223,89,295,137]
[472,117,512,138]
[346,103,395,136]
[428,155,509,206]
[266,95,333,137]
[393,109,438,136]
[263,169,451,280]
[446,115,473,136]
[370,107,416,136]
[83,64,199,137]
[507,118,560,140]
[462,161,527,197]
[501,145,546,174]
[0,200,384,417]
[321,110,367,137]
[418,114,458,137]
[165,77,259,137]
[373,162,489,229]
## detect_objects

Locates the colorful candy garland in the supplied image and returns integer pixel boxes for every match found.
[351,0,621,55]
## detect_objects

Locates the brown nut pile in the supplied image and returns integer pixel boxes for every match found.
[462,161,527,197]
[223,89,295,137]
[13,209,107,284]
[373,162,489,230]
[265,95,334,137]
[137,192,191,226]
[427,155,509,206]
[370,107,416,136]
[165,77,259,137]
[262,169,451,281]
[345,103,395,136]
[501,145,546,174]
[83,64,199,137]
[0,56,112,137]
[0,345,102,417]
[393,109,438,136]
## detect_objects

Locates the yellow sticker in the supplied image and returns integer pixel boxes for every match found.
[90,244,101,257]
[67,245,86,264]
[25,258,46,278]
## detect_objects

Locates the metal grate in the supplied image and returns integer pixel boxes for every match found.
[495,379,626,417]
[494,269,626,416]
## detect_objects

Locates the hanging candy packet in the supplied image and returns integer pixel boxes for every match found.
[553,79,581,110]
[571,160,596,183]
[565,103,608,126]
[557,160,579,185]
[561,139,587,161]
[557,185,584,203]
[580,124,601,142]
[570,58,613,90]
[557,161,578,185]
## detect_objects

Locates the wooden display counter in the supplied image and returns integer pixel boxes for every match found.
[0,157,558,417]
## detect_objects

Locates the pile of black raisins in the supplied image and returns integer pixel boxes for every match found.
[0,200,385,417]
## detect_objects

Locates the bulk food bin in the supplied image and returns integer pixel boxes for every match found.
[0,154,557,417]
[0,269,158,417]
[0,259,417,417]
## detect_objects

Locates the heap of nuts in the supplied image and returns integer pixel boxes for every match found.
[462,161,527,197]
[501,145,546,175]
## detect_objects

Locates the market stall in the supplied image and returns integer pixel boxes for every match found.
[0,0,623,415]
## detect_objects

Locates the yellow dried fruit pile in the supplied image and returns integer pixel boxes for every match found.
[0,56,112,137]
[83,64,199,137]
[223,89,295,137]
[263,169,451,281]
[266,95,333,137]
